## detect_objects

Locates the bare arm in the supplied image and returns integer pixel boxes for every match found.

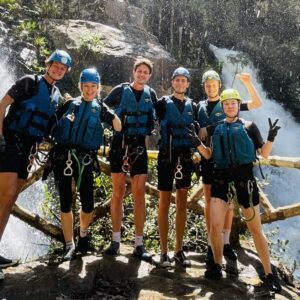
[257,141,273,159]
[237,73,262,110]
[196,143,212,160]
[0,94,14,135]
[112,114,122,132]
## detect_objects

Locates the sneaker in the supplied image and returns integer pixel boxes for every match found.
[0,267,4,282]
[76,236,89,254]
[264,273,282,293]
[160,253,171,268]
[133,245,153,263]
[204,263,222,279]
[62,246,76,261]
[223,244,237,261]
[173,250,191,268]
[205,246,214,266]
[104,241,120,255]
[0,255,17,268]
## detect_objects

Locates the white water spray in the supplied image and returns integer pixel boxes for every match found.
[211,44,300,279]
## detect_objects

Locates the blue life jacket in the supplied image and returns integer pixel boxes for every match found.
[6,76,59,139]
[212,119,256,169]
[160,96,193,149]
[197,99,224,128]
[115,85,154,137]
[54,97,103,151]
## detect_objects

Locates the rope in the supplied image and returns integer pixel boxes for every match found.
[227,181,255,222]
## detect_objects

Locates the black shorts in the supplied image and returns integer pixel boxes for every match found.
[109,135,148,177]
[53,149,94,213]
[211,165,259,209]
[200,159,214,185]
[157,149,194,191]
[0,136,34,180]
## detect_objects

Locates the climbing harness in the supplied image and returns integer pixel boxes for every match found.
[174,156,183,180]
[227,180,256,222]
[63,150,73,176]
[121,144,144,173]
[27,142,50,173]
[63,149,93,189]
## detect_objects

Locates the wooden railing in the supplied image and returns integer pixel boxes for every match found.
[11,148,300,244]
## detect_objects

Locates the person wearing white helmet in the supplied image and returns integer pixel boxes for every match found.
[197,70,263,265]
[0,49,72,281]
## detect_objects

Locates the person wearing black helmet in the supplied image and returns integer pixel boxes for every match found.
[49,68,121,261]
[0,49,72,281]
[156,67,210,267]
[103,57,157,262]
[198,70,263,265]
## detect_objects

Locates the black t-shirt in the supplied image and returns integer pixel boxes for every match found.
[103,83,158,109]
[207,119,264,150]
[156,95,198,121]
[7,74,54,103]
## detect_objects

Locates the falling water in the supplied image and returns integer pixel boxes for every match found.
[211,44,300,280]
[0,57,51,262]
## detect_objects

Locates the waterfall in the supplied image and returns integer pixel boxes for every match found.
[210,44,300,279]
[0,56,50,262]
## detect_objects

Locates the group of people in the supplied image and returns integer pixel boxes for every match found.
[0,49,282,293]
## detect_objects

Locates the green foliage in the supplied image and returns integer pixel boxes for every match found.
[78,32,104,59]
[17,20,38,37]
[0,0,16,6]
[34,0,62,18]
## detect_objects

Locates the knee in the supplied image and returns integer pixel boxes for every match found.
[210,221,223,236]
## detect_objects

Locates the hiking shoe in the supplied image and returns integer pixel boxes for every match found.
[264,273,282,293]
[0,267,4,282]
[223,244,237,261]
[205,246,214,266]
[76,236,89,254]
[62,246,76,261]
[204,263,222,279]
[160,253,171,268]
[173,250,191,268]
[133,245,153,262]
[0,255,17,268]
[104,241,120,255]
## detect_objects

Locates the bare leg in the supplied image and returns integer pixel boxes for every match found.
[131,174,147,236]
[158,191,172,254]
[175,188,188,252]
[209,197,227,265]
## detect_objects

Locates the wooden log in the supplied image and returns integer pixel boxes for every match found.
[258,186,274,215]
[261,203,300,224]
[258,155,300,169]
[11,203,64,242]
[188,183,204,203]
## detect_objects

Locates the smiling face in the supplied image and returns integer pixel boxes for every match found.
[46,62,68,82]
[132,63,152,86]
[172,75,189,95]
[222,98,240,118]
[81,82,100,101]
[203,79,220,101]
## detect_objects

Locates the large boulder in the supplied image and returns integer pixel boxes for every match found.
[44,19,176,96]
